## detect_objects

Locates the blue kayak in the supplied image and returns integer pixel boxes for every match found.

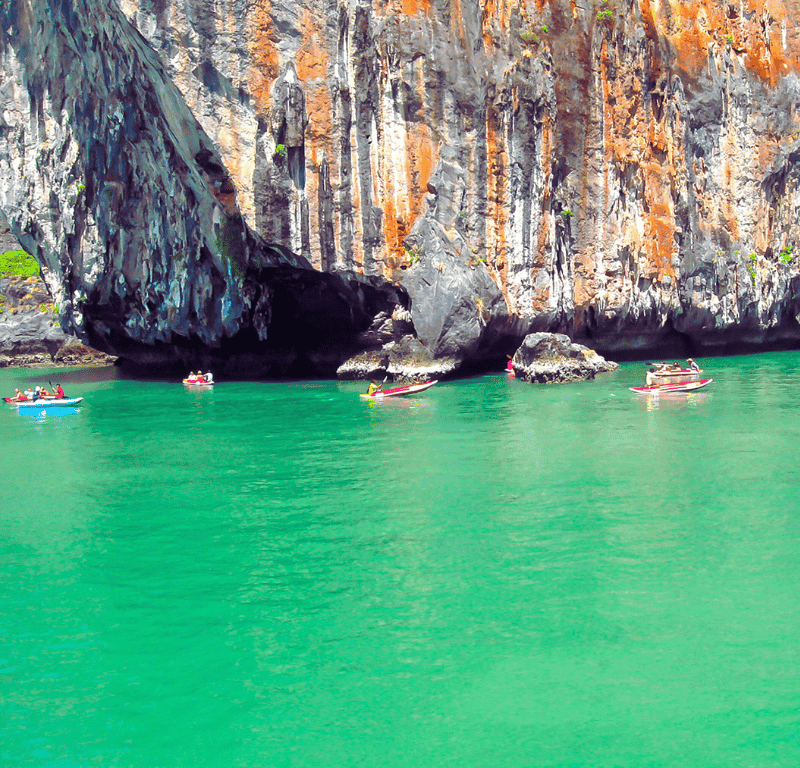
[15,397,84,408]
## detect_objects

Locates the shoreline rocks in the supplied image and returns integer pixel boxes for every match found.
[512,333,618,384]
[0,275,116,369]
[337,335,459,384]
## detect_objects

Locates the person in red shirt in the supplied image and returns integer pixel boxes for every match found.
[54,384,65,399]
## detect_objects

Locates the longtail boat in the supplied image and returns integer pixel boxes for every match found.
[630,363,712,394]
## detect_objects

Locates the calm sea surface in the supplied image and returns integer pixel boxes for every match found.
[2,353,800,767]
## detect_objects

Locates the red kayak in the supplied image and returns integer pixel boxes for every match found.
[360,380,437,399]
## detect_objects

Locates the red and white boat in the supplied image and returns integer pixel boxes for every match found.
[183,377,213,386]
[630,364,712,394]
[360,380,437,399]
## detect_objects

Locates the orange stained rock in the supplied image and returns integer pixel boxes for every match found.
[485,105,509,288]
[304,82,334,155]
[381,122,435,260]
[638,151,678,279]
[399,0,431,18]
[248,1,280,116]
[481,0,514,52]
[530,286,552,314]
[296,8,329,82]
[572,250,599,309]
[659,0,800,81]
[381,61,434,262]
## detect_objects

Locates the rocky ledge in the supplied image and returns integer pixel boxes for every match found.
[0,275,115,369]
[512,333,618,384]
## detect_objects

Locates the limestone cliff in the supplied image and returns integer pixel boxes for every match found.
[0,0,396,376]
[2,0,800,374]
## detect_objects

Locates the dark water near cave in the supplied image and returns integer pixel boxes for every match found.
[2,353,800,767]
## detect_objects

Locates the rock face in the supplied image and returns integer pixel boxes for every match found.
[0,223,114,367]
[2,0,800,375]
[512,332,618,383]
[0,275,115,367]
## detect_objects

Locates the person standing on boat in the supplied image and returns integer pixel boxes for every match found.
[687,358,700,371]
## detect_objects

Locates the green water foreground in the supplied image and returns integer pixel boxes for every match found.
[2,353,800,767]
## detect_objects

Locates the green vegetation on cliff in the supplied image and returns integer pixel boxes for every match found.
[0,249,39,277]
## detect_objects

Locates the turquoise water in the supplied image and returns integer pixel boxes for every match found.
[2,353,800,767]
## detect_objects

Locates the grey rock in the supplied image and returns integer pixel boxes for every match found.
[512,332,618,384]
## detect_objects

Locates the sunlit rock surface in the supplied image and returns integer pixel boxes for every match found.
[511,332,617,383]
[3,0,800,375]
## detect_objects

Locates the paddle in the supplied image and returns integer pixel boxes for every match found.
[48,380,65,399]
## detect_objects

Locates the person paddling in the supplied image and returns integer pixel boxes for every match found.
[367,380,382,396]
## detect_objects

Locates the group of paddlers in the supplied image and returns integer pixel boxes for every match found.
[651,358,700,373]
[185,371,214,384]
[645,359,701,386]
[5,384,66,402]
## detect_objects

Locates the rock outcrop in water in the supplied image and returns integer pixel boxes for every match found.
[2,0,800,376]
[511,332,618,383]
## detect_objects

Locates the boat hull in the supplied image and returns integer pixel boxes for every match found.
[183,379,213,386]
[360,380,437,399]
[630,379,712,394]
[16,397,84,407]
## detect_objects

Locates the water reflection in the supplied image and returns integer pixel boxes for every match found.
[635,392,711,411]
[18,407,82,426]
[364,397,432,410]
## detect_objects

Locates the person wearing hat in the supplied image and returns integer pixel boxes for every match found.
[687,358,700,371]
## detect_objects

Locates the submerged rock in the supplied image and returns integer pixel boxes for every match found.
[512,333,618,384]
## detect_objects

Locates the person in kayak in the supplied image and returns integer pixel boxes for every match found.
[367,380,382,396]
[24,387,34,400]
[687,358,700,371]
[54,384,65,399]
